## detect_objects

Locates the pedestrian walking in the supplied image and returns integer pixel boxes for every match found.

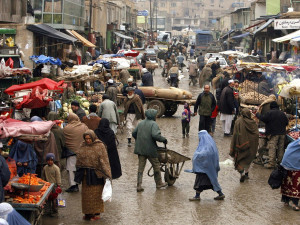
[196,52,205,71]
[82,104,101,131]
[230,108,259,182]
[42,153,62,215]
[256,101,288,168]
[177,53,185,71]
[75,130,111,221]
[124,87,145,147]
[141,68,154,86]
[188,130,225,201]
[105,79,118,104]
[95,118,122,180]
[132,109,168,192]
[280,140,300,211]
[210,105,218,136]
[0,202,30,225]
[188,60,198,86]
[219,80,235,137]
[199,64,212,88]
[194,85,216,132]
[63,113,89,192]
[98,94,119,134]
[182,103,191,138]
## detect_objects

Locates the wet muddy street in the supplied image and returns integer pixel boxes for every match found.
[43,61,300,225]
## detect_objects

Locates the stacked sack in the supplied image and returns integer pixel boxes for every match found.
[139,87,192,100]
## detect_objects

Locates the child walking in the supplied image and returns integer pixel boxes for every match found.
[182,103,191,138]
[211,105,218,137]
[42,153,62,216]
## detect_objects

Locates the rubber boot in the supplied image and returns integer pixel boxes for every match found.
[154,172,168,189]
[137,172,144,192]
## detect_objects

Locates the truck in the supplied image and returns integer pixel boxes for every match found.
[194,30,214,56]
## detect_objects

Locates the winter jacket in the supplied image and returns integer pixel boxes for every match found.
[142,71,154,86]
[75,107,86,121]
[194,92,216,116]
[188,63,198,77]
[98,99,120,125]
[256,108,288,136]
[219,86,235,115]
[132,109,166,158]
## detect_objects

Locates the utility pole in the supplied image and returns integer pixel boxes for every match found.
[150,0,153,41]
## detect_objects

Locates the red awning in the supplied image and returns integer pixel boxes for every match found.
[244,21,265,31]
[5,78,65,96]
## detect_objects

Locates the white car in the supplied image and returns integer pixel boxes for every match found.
[204,53,221,63]
[206,57,229,68]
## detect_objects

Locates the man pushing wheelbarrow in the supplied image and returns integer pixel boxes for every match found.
[132,109,168,192]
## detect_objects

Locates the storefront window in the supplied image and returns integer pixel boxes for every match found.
[43,14,52,23]
[53,14,62,24]
[53,0,62,13]
[44,0,53,13]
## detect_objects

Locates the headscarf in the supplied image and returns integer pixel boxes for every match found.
[281,139,300,170]
[95,119,122,179]
[240,108,258,135]
[258,94,276,113]
[0,203,30,225]
[30,116,43,122]
[83,130,98,143]
[47,112,59,121]
[9,140,37,176]
[63,113,88,154]
[187,130,222,192]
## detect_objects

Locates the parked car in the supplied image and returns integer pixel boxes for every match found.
[204,53,221,64]
[206,57,229,68]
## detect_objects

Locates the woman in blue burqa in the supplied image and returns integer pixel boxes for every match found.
[9,140,38,177]
[0,202,30,225]
[188,130,225,201]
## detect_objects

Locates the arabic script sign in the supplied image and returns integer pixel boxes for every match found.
[274,19,300,30]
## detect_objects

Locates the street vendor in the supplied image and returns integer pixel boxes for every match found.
[105,79,118,104]
[258,77,273,96]
[71,101,86,121]
[0,156,10,203]
[119,69,131,85]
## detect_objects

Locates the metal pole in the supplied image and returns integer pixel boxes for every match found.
[150,0,153,41]
[89,0,93,33]
[155,0,158,33]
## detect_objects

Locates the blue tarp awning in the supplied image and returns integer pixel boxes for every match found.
[30,55,62,65]
[253,19,274,35]
[220,29,234,40]
[195,30,212,35]
[231,32,250,39]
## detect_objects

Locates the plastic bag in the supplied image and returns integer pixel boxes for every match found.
[102,179,112,202]
[57,193,66,207]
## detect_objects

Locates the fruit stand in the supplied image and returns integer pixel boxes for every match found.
[5,174,54,225]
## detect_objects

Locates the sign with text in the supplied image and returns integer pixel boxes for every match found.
[137,10,149,16]
[275,19,300,30]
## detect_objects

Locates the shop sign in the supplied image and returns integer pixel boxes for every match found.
[274,19,300,30]
[137,10,149,16]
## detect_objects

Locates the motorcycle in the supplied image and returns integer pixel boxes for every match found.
[167,74,179,88]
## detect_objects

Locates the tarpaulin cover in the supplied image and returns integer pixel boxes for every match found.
[30,55,62,65]
[231,32,250,39]
[5,78,65,96]
[281,66,298,72]
[89,60,111,69]
[117,49,140,57]
[15,86,53,109]
[0,118,55,138]
[102,54,125,58]
[27,24,77,43]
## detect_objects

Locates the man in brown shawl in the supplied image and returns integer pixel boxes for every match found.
[230,108,259,182]
[63,113,89,192]
[199,64,212,88]
[124,87,145,147]
[75,130,111,221]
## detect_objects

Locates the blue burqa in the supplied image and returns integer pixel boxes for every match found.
[186,130,222,192]
[9,141,37,177]
[281,139,300,171]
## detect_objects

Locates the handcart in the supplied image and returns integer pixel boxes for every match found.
[148,145,190,186]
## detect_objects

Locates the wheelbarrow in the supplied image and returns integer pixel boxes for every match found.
[147,145,191,186]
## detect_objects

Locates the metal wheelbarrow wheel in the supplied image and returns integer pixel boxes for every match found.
[164,166,177,186]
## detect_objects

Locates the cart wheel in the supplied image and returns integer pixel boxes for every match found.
[164,102,178,117]
[164,167,177,186]
[147,100,165,117]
